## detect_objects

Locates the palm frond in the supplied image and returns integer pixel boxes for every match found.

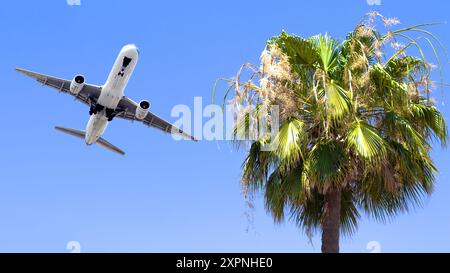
[410,102,448,144]
[340,189,360,236]
[312,34,341,74]
[270,32,320,70]
[271,118,306,172]
[265,164,306,222]
[242,141,273,191]
[383,111,427,152]
[346,119,386,159]
[325,80,351,118]
[306,140,347,186]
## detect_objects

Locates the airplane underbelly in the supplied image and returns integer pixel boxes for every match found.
[85,114,108,144]
[97,87,123,109]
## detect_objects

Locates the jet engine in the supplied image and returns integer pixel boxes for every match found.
[135,100,151,120]
[69,75,85,95]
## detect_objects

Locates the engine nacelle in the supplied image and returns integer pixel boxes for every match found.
[135,100,151,120]
[69,75,85,95]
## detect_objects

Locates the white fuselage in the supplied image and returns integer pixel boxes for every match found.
[85,44,139,145]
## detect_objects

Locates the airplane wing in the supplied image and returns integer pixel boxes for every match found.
[116,96,197,141]
[15,67,102,106]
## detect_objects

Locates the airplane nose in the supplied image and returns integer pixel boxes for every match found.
[131,44,139,57]
[122,44,139,57]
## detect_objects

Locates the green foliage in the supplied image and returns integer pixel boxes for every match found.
[270,32,319,69]
[313,34,341,74]
[346,119,386,159]
[326,81,351,118]
[306,140,347,185]
[271,118,305,172]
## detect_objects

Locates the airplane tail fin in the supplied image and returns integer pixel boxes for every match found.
[54,126,125,156]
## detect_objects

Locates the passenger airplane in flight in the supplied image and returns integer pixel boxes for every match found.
[16,44,196,155]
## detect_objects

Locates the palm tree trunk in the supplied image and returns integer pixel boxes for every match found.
[321,187,341,253]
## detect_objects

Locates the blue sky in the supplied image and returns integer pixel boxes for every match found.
[0,0,449,252]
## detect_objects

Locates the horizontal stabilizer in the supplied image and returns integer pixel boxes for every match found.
[54,126,125,156]
[96,137,125,156]
[55,126,85,139]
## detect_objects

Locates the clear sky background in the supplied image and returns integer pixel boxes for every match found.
[0,0,449,253]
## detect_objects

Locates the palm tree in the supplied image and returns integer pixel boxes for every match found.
[216,12,448,253]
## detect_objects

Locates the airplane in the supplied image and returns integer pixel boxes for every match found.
[16,44,197,155]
